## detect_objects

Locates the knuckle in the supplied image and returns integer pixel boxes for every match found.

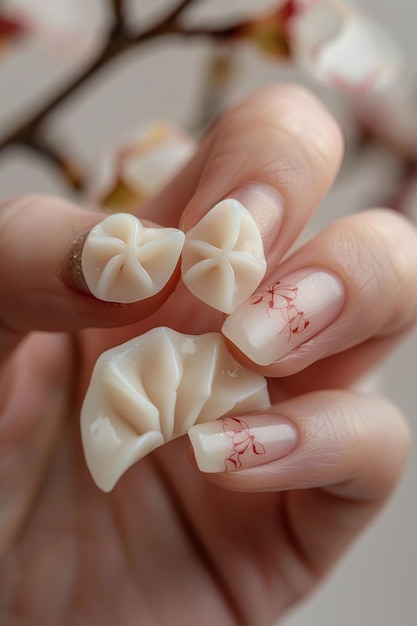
[329,222,382,300]
[327,209,417,334]
[200,107,323,201]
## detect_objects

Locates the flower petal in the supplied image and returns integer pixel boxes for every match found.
[291,0,402,92]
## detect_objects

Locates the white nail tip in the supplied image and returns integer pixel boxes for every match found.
[82,213,185,303]
[81,327,270,492]
[181,199,267,313]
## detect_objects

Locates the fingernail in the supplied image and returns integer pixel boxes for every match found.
[181,184,283,314]
[79,212,185,303]
[222,268,345,366]
[188,414,298,473]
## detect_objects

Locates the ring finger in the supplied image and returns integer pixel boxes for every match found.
[222,208,417,377]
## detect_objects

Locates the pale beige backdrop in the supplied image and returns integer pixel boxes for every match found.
[0,1,416,625]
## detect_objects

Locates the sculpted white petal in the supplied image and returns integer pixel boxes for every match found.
[182,239,222,270]
[86,236,126,261]
[134,231,185,279]
[94,254,154,302]
[232,216,268,260]
[202,200,241,250]
[181,257,219,281]
[187,257,236,312]
[228,251,268,287]
[82,213,185,303]
[182,199,266,313]
[81,328,270,491]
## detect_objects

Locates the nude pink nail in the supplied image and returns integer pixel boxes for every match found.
[188,415,298,473]
[221,268,345,366]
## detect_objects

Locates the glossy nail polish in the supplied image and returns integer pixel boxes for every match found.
[188,414,298,473]
[222,268,345,366]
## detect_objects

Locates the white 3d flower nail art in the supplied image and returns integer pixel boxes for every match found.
[81,327,270,492]
[81,212,185,303]
[181,199,267,313]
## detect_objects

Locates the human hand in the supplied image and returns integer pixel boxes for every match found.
[0,86,416,626]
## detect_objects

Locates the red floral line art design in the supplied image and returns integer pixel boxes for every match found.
[223,417,266,471]
[251,280,310,341]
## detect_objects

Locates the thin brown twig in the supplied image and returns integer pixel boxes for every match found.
[111,0,125,25]
[0,0,292,191]
[0,0,200,152]
[161,0,196,23]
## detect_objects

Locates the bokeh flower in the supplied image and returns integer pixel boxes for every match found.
[0,13,27,56]
[0,0,97,56]
[227,0,402,93]
[88,122,196,213]
[289,0,402,92]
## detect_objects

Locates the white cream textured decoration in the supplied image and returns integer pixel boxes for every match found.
[81,327,270,492]
[81,212,185,303]
[181,199,267,313]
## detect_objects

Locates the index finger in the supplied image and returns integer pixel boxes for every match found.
[176,85,344,314]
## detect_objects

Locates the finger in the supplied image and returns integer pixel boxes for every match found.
[0,332,72,559]
[0,197,183,362]
[273,332,406,398]
[138,85,342,233]
[222,209,417,376]
[188,389,411,573]
[164,85,343,314]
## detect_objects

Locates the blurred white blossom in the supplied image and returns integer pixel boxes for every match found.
[88,123,196,213]
[289,0,402,92]
[0,0,99,56]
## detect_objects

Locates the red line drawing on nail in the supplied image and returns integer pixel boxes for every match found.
[251,280,297,310]
[251,281,310,341]
[278,303,310,341]
[223,417,265,471]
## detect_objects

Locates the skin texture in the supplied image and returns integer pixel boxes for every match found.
[0,86,415,626]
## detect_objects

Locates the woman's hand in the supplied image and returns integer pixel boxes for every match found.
[0,85,415,626]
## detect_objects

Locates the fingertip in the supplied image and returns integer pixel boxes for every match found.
[175,84,345,319]
[0,196,183,340]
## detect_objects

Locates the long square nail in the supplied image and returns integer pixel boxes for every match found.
[222,268,345,366]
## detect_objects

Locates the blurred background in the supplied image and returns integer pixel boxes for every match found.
[0,1,415,624]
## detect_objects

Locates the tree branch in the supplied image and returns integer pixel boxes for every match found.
[161,0,196,24]
[112,0,125,24]
[0,0,199,152]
